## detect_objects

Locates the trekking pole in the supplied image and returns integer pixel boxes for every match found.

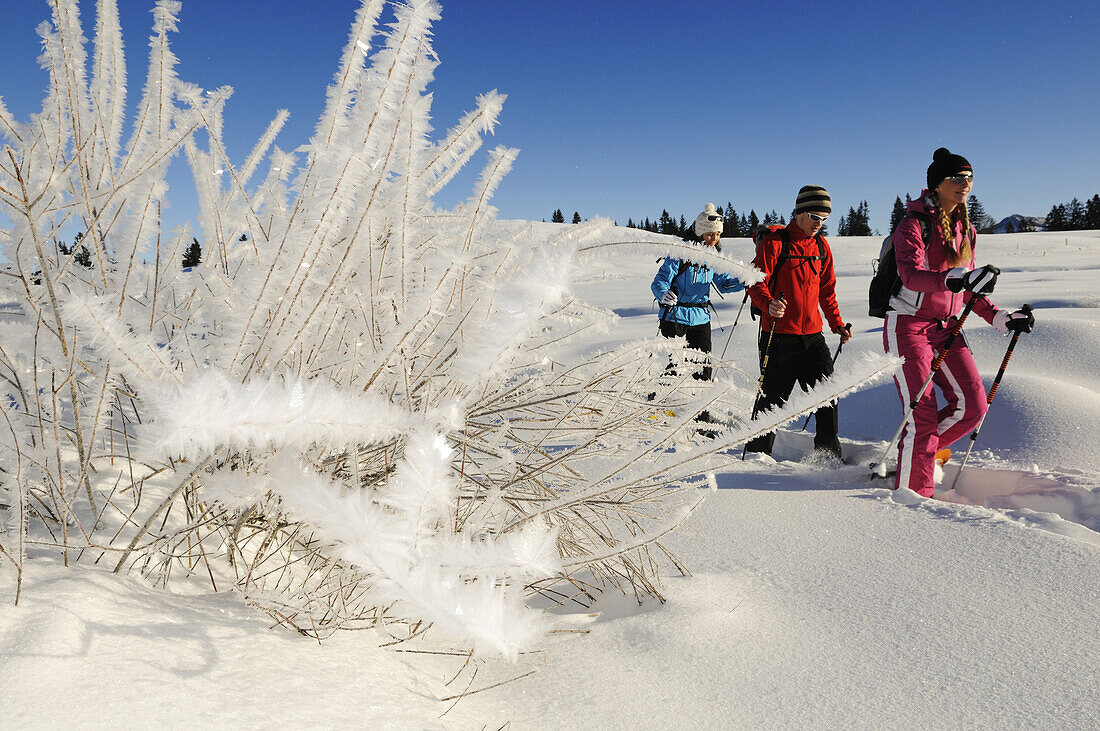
[799,323,850,431]
[870,295,983,477]
[719,291,750,360]
[742,293,783,460]
[656,281,678,334]
[948,304,1032,492]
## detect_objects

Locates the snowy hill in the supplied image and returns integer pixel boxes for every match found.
[3,227,1098,729]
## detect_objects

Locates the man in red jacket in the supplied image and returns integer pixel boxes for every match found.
[744,185,852,458]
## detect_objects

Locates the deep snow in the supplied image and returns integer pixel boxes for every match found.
[3,228,1098,729]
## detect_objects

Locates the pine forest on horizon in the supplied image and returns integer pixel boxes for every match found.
[551,191,1100,239]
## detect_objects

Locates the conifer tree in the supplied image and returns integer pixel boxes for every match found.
[1086,194,1100,230]
[77,244,92,268]
[837,214,849,237]
[968,196,992,232]
[1067,198,1086,230]
[739,214,749,236]
[747,210,760,234]
[59,231,94,268]
[572,211,581,224]
[1045,204,1068,230]
[723,203,739,237]
[839,201,871,237]
[658,210,677,235]
[890,196,906,232]
[679,215,688,237]
[859,201,872,235]
[182,238,202,268]
[853,206,864,235]
[551,209,565,223]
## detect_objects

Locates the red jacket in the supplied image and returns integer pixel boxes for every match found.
[748,222,845,336]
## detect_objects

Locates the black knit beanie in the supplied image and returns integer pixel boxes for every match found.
[927,147,972,191]
[793,185,831,215]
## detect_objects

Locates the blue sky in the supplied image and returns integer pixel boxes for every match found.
[2,0,1097,234]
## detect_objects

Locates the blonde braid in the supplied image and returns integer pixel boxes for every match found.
[931,192,972,266]
[957,200,973,264]
[934,195,953,247]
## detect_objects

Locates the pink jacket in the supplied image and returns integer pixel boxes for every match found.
[889,192,1000,324]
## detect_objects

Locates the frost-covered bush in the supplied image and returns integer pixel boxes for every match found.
[0,0,895,659]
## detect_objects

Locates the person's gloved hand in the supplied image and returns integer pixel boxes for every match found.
[945,264,999,294]
[660,290,677,307]
[833,322,852,344]
[993,304,1035,334]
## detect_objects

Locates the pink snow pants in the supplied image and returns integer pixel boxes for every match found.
[883,313,987,496]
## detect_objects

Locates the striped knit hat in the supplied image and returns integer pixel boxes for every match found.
[794,185,831,216]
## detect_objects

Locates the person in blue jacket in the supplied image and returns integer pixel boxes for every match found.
[651,203,745,420]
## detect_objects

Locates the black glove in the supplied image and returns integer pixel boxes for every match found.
[945,264,999,294]
[1001,304,1035,334]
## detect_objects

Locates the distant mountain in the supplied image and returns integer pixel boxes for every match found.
[987,214,1044,234]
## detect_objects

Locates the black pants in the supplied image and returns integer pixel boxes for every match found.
[658,319,714,422]
[744,331,840,455]
[658,319,713,381]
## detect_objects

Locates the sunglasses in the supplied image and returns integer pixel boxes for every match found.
[706,214,722,221]
[807,212,829,222]
[945,173,974,184]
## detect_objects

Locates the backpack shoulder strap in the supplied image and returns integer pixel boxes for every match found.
[776,227,791,256]
[810,233,825,274]
[906,211,932,244]
[671,258,688,291]
[764,228,792,294]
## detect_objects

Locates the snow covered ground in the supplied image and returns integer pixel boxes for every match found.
[3,228,1098,729]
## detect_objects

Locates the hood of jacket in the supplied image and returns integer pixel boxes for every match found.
[907,190,936,216]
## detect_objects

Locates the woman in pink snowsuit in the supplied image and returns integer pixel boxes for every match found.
[884,148,1034,496]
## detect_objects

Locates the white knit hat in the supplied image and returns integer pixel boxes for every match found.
[693,203,723,236]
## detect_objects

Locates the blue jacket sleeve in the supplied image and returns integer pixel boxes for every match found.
[713,272,744,294]
[651,257,678,300]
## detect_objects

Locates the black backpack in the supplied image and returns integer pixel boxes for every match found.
[868,212,931,318]
[749,225,824,319]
